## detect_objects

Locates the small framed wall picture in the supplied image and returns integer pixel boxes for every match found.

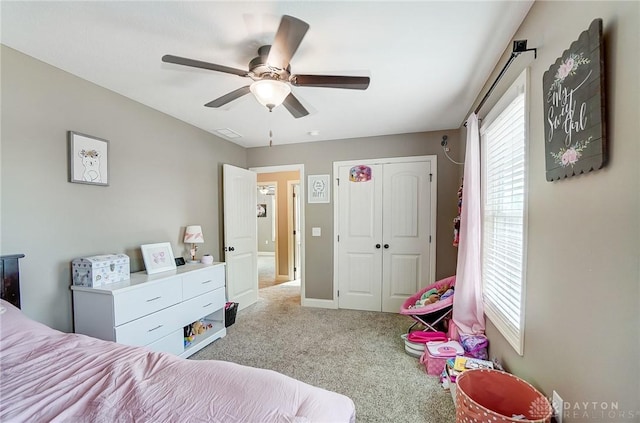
[141,242,177,275]
[68,131,109,186]
[308,174,330,204]
[257,203,267,217]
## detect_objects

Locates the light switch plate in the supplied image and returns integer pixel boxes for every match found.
[312,227,321,237]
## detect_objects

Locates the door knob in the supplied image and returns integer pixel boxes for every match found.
[229,247,235,252]
[383,244,389,249]
[375,244,381,249]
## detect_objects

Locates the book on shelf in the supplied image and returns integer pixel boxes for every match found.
[453,356,494,372]
[465,357,494,370]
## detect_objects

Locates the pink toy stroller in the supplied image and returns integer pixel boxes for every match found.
[400,275,456,332]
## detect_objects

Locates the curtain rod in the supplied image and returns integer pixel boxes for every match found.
[465,40,536,126]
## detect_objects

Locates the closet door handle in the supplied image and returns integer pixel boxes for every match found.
[375,244,381,249]
[383,244,389,249]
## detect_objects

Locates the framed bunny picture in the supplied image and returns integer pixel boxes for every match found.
[141,242,177,275]
[68,131,109,186]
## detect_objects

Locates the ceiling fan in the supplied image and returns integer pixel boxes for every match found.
[162,15,370,119]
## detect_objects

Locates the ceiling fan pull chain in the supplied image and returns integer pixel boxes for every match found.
[269,130,273,147]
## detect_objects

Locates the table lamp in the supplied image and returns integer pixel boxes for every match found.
[184,225,204,263]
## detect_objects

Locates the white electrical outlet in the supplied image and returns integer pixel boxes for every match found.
[552,391,564,423]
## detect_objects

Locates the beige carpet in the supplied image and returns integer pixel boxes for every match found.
[190,282,456,423]
[258,254,280,289]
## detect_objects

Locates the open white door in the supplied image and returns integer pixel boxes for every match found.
[223,164,258,311]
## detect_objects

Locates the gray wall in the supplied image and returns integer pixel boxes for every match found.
[247,131,463,299]
[1,46,246,332]
[461,1,639,416]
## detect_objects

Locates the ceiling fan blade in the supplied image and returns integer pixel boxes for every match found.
[267,15,309,70]
[162,54,248,77]
[282,93,310,119]
[291,74,370,90]
[204,86,251,108]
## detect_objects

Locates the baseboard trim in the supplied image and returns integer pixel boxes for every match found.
[258,251,275,256]
[302,297,338,309]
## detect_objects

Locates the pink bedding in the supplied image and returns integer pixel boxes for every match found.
[0,300,355,422]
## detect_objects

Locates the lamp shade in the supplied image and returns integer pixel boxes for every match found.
[184,225,204,243]
[250,80,291,110]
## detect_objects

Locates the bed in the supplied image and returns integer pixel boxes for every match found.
[0,257,355,422]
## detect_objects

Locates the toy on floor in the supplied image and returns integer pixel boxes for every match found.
[412,283,454,308]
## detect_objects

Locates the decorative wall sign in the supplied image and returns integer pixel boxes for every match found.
[349,165,372,182]
[308,174,330,203]
[68,131,109,186]
[543,18,607,181]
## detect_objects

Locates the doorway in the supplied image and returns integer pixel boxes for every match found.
[290,181,301,281]
[250,164,305,301]
[257,182,278,289]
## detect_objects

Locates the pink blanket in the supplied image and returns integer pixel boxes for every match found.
[0,300,355,422]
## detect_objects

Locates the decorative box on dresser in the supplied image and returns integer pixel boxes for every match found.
[71,262,226,358]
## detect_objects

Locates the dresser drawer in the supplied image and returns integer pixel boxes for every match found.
[146,329,184,356]
[113,276,182,326]
[115,303,179,347]
[182,265,225,300]
[180,287,225,326]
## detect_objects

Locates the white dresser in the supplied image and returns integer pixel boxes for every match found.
[71,262,226,358]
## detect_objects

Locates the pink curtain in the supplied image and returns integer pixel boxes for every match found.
[452,113,485,335]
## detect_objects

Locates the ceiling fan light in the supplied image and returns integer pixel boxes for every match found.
[250,80,291,111]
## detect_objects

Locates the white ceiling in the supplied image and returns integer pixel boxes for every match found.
[1,1,533,148]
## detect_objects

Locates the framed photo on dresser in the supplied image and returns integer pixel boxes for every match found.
[141,242,176,275]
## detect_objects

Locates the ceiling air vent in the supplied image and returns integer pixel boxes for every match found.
[215,128,242,139]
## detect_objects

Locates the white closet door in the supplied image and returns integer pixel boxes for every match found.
[381,161,432,312]
[334,156,436,313]
[336,164,383,311]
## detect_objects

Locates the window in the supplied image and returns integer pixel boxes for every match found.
[480,69,528,355]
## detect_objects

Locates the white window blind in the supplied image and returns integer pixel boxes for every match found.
[480,69,528,355]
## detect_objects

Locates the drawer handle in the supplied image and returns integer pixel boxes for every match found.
[146,296,162,302]
[202,303,213,308]
[201,280,212,284]
[147,325,163,332]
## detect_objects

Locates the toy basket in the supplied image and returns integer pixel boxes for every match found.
[456,369,553,423]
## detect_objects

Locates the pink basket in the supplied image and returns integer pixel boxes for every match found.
[456,369,553,422]
[420,351,447,376]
